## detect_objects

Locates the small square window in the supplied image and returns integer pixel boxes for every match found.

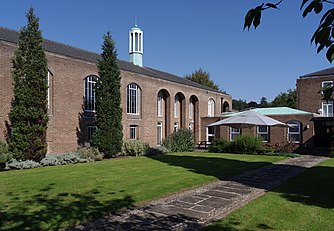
[130,125,137,140]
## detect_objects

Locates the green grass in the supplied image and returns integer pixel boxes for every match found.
[205,158,334,231]
[0,152,285,230]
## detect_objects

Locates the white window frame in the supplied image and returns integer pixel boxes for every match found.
[84,76,97,112]
[230,127,241,141]
[157,122,163,145]
[130,125,137,140]
[127,83,140,115]
[321,81,333,94]
[206,126,215,143]
[88,126,97,141]
[257,126,269,142]
[157,92,163,117]
[287,121,301,143]
[208,98,215,117]
[322,101,334,117]
[174,122,179,132]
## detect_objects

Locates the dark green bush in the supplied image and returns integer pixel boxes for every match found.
[229,135,263,154]
[0,141,12,170]
[146,146,169,156]
[209,139,229,153]
[162,128,194,152]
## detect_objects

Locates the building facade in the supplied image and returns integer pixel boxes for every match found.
[297,67,334,148]
[0,26,232,153]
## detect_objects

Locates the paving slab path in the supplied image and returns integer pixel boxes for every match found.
[68,155,328,231]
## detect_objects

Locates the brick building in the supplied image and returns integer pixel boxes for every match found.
[0,26,232,153]
[202,107,314,151]
[297,67,334,148]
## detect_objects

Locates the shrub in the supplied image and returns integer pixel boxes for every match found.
[209,139,229,153]
[0,141,12,171]
[5,159,40,170]
[40,153,91,166]
[229,135,263,154]
[77,144,103,161]
[162,128,194,152]
[122,140,149,157]
[146,146,169,156]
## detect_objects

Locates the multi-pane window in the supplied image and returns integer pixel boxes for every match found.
[322,101,333,117]
[208,99,215,117]
[230,127,241,141]
[206,126,215,142]
[127,83,139,114]
[157,92,163,117]
[287,121,301,143]
[84,75,97,111]
[157,122,163,145]
[130,125,137,140]
[174,95,179,118]
[88,126,97,141]
[321,81,333,92]
[257,126,269,142]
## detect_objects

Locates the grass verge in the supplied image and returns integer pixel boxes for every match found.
[0,152,285,230]
[205,158,334,231]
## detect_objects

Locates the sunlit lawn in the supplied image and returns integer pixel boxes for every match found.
[205,158,334,231]
[0,152,285,230]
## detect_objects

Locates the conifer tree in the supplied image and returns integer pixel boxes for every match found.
[8,8,49,161]
[92,32,123,157]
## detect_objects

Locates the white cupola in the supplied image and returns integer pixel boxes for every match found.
[129,24,143,67]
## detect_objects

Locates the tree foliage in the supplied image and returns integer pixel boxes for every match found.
[244,0,334,63]
[8,8,48,161]
[232,99,248,111]
[92,32,123,157]
[184,68,220,91]
[271,88,297,108]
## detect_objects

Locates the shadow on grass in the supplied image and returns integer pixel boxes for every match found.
[0,183,135,230]
[149,154,276,180]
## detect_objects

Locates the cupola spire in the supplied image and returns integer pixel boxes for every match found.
[129,23,143,67]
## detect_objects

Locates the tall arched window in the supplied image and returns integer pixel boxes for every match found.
[84,75,97,111]
[287,120,301,143]
[208,98,215,117]
[127,83,140,114]
[189,97,194,120]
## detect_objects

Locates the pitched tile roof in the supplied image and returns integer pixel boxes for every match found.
[300,67,334,78]
[0,26,226,94]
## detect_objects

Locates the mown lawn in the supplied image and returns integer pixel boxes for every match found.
[205,158,334,231]
[0,152,285,230]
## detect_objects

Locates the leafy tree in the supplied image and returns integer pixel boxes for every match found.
[92,32,123,157]
[8,8,48,161]
[259,96,269,107]
[271,88,297,108]
[184,68,220,91]
[232,99,248,111]
[247,101,259,108]
[244,0,334,63]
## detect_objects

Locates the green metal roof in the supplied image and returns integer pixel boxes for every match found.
[252,107,311,115]
[224,107,311,117]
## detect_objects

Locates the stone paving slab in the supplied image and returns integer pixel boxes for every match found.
[67,155,328,231]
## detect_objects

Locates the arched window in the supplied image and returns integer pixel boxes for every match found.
[287,120,301,143]
[208,98,215,117]
[127,83,140,114]
[84,75,97,111]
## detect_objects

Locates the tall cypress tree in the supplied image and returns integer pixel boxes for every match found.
[92,32,123,157]
[8,8,48,161]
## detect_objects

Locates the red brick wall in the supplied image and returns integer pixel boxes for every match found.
[0,41,232,153]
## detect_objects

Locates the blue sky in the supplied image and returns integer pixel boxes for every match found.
[0,1,331,102]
